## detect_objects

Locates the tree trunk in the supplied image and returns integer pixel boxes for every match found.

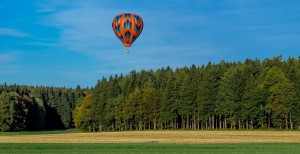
[130,121,132,130]
[212,115,215,129]
[193,115,196,129]
[219,115,222,129]
[222,118,225,129]
[173,119,175,130]
[124,121,128,131]
[187,116,189,130]
[216,115,218,129]
[165,121,167,130]
[285,114,288,130]
[268,114,271,129]
[189,116,191,129]
[290,112,293,130]
[225,118,227,129]
[239,118,241,130]
[93,122,95,132]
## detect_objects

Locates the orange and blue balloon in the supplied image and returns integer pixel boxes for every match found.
[112,13,144,53]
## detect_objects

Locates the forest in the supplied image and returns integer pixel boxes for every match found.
[1,56,300,132]
[0,85,88,131]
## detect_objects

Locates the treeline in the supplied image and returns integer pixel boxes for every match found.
[74,56,300,131]
[0,84,88,131]
[1,56,300,132]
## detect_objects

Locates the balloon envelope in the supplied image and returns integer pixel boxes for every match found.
[112,13,144,47]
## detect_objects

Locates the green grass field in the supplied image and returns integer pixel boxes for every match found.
[1,130,300,153]
[0,143,299,154]
[0,129,80,136]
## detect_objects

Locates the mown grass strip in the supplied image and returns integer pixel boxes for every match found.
[0,143,299,154]
[0,129,80,136]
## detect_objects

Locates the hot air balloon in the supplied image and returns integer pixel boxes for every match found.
[112,13,144,53]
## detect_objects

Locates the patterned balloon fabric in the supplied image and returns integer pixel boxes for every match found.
[112,13,144,47]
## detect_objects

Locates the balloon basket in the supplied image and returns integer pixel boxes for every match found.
[125,48,130,53]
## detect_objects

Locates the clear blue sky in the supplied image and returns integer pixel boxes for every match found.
[0,0,299,88]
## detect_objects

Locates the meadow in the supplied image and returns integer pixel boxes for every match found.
[0,143,300,154]
[1,130,300,143]
[1,130,300,153]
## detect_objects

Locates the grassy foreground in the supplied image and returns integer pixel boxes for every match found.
[1,130,300,153]
[0,143,299,154]
[0,129,80,136]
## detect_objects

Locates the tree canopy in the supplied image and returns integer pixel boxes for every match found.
[73,56,300,131]
[1,56,300,131]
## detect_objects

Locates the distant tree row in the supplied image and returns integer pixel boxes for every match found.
[0,84,88,131]
[74,56,300,131]
[1,56,300,132]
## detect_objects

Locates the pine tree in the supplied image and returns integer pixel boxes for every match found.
[262,66,297,129]
[142,87,160,130]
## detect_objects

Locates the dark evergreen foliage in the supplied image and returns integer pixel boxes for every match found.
[0,85,88,131]
[74,56,300,131]
[1,56,300,131]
